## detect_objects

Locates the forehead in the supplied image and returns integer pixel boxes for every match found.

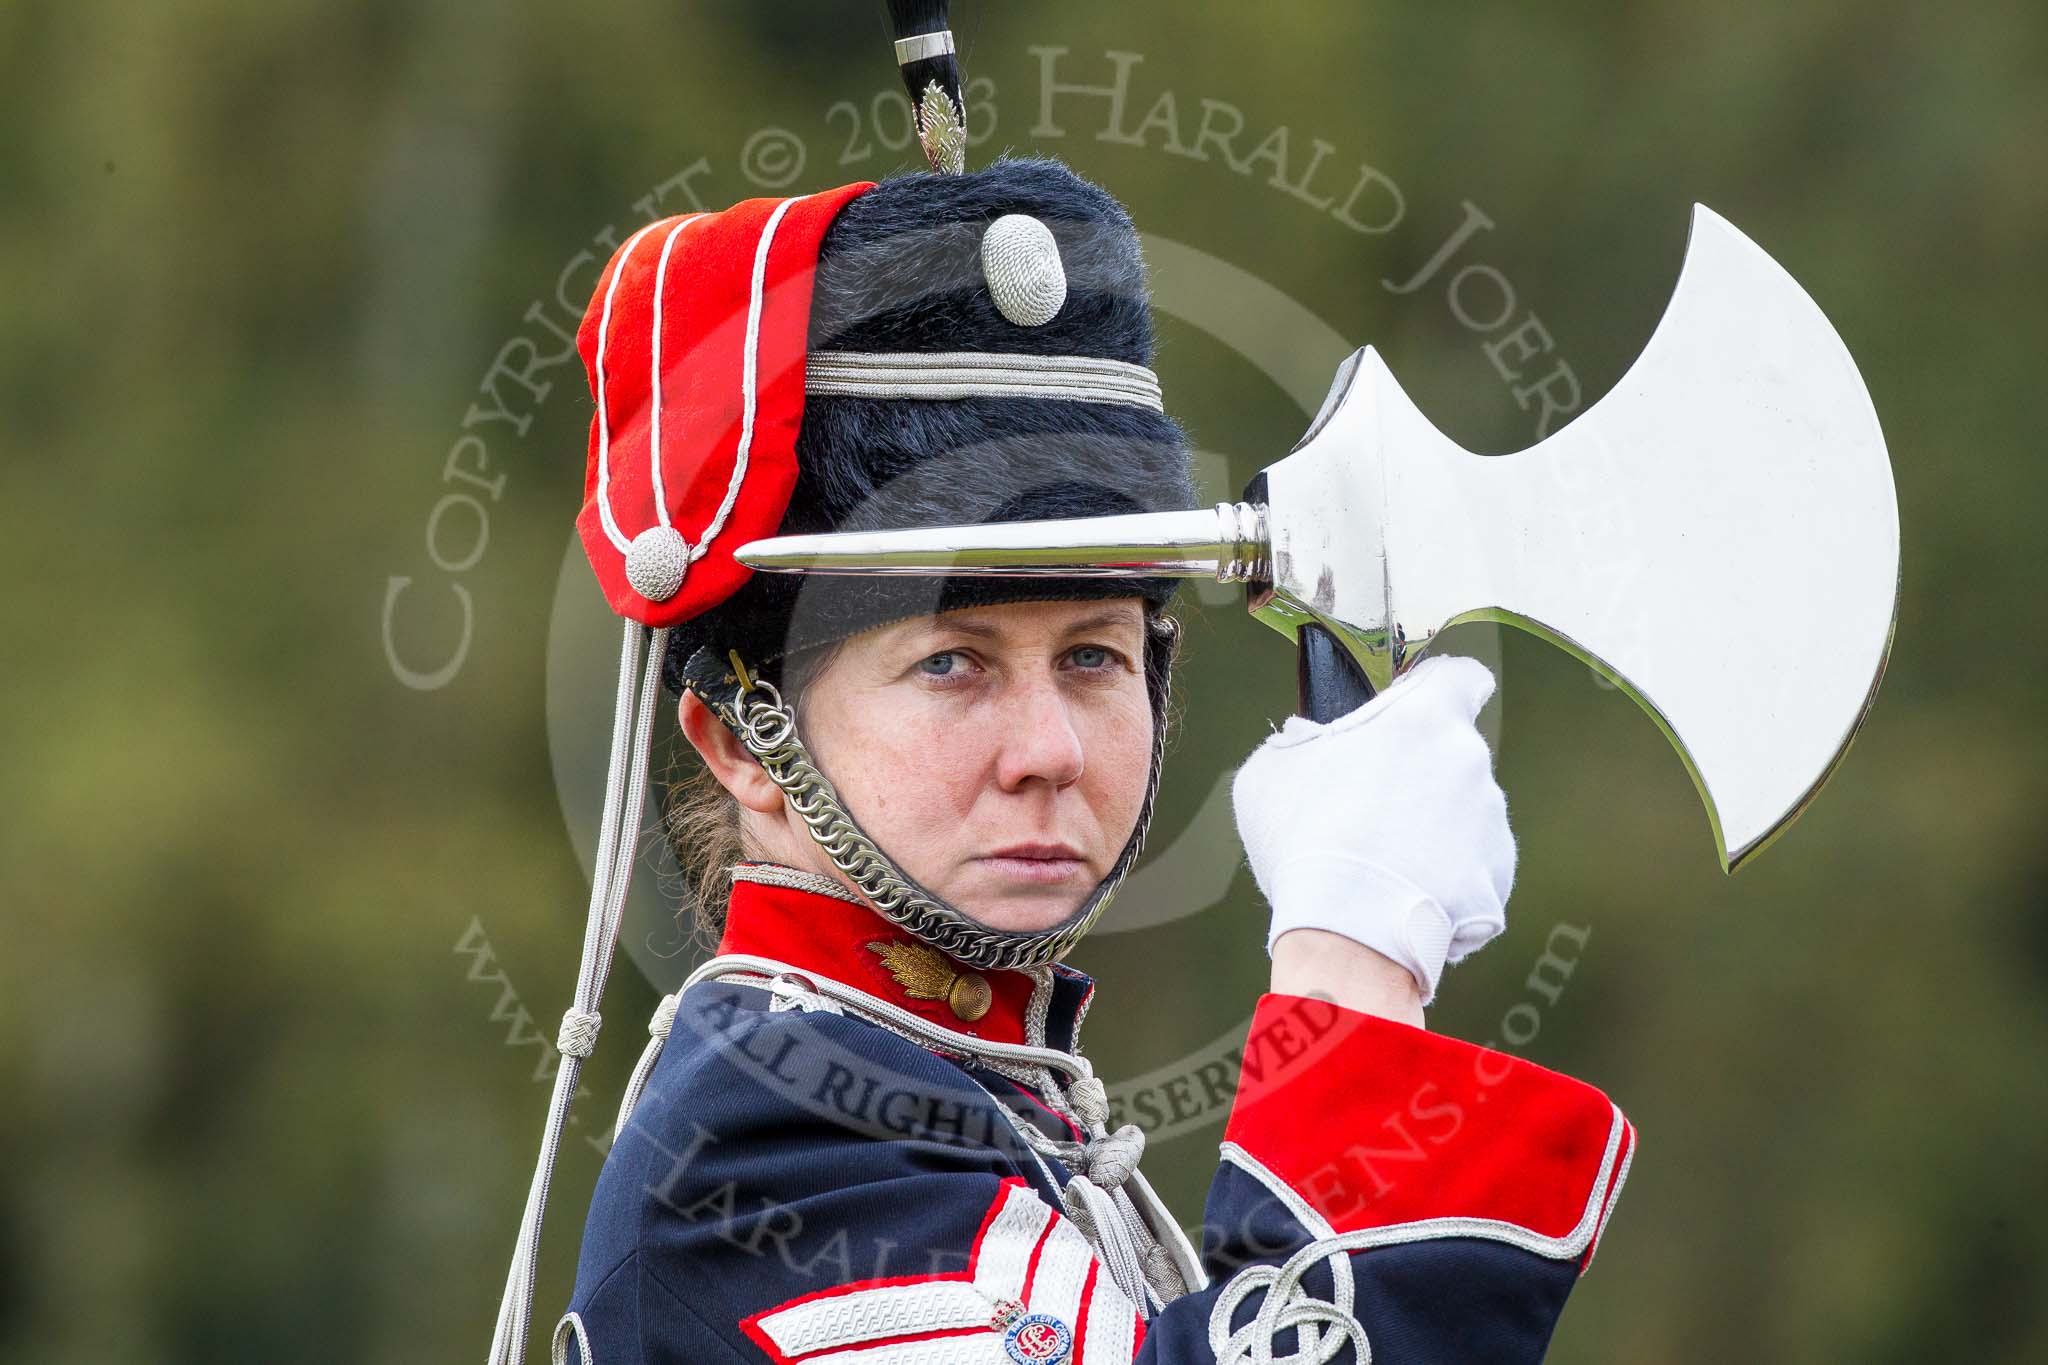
[884,596,1146,644]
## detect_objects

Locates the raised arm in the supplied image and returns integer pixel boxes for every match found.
[1238,655,1515,1026]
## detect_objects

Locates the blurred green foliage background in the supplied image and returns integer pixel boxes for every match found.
[3,1,2044,1360]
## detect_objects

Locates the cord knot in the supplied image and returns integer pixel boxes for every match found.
[557,1008,602,1058]
[1080,1123,1148,1191]
[647,993,680,1041]
[1066,1074,1110,1132]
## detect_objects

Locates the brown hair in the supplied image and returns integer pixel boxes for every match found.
[659,641,842,946]
[659,752,746,949]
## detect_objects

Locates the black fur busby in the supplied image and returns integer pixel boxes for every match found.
[664,157,1199,692]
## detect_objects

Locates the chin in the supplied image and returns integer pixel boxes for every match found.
[948,881,1091,937]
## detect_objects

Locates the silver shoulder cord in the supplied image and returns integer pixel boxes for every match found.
[619,951,1204,1314]
[606,954,1380,1365]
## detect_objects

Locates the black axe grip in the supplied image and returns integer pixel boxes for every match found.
[1240,470,1381,724]
[1296,623,1378,723]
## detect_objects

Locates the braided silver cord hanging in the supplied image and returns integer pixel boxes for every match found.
[682,944,1195,1316]
[1009,1097,1193,1311]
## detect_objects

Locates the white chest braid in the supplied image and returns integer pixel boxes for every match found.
[616,952,1209,1322]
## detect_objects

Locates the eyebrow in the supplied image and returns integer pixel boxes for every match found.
[1059,607,1144,637]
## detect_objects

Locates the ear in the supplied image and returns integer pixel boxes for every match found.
[677,691,785,815]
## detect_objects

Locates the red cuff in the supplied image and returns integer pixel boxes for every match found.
[1222,993,1633,1270]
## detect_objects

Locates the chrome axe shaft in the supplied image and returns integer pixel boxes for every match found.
[733,502,1269,582]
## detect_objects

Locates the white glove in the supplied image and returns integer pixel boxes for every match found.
[1231,655,1515,1004]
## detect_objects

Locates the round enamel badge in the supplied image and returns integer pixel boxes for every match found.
[1002,1312,1073,1365]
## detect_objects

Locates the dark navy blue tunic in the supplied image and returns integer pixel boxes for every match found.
[559,877,1632,1364]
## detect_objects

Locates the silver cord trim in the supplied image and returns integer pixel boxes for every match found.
[681,951,1191,1310]
[805,350,1164,412]
[729,862,869,907]
[685,952,1096,1078]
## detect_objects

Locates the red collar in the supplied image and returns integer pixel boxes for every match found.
[714,869,1095,1050]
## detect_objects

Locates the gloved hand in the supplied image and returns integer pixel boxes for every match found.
[1231,654,1514,1004]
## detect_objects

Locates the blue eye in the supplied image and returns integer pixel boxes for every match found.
[918,651,961,676]
[1070,646,1110,669]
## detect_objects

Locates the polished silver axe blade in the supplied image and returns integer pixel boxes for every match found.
[739,206,1900,870]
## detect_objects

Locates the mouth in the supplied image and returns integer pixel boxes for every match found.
[977,843,1090,886]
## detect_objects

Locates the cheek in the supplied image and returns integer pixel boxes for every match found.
[809,693,987,826]
[809,676,1154,841]
[1078,687,1155,821]
[874,716,982,808]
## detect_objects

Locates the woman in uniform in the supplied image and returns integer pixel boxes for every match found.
[487,9,1632,1362]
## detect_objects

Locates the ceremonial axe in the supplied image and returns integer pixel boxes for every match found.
[739,208,1899,870]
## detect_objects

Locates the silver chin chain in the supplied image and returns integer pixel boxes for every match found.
[713,622,1174,972]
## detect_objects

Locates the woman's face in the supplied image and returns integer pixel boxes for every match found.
[781,596,1155,935]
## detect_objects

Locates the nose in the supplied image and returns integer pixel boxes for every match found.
[993,674,1085,792]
